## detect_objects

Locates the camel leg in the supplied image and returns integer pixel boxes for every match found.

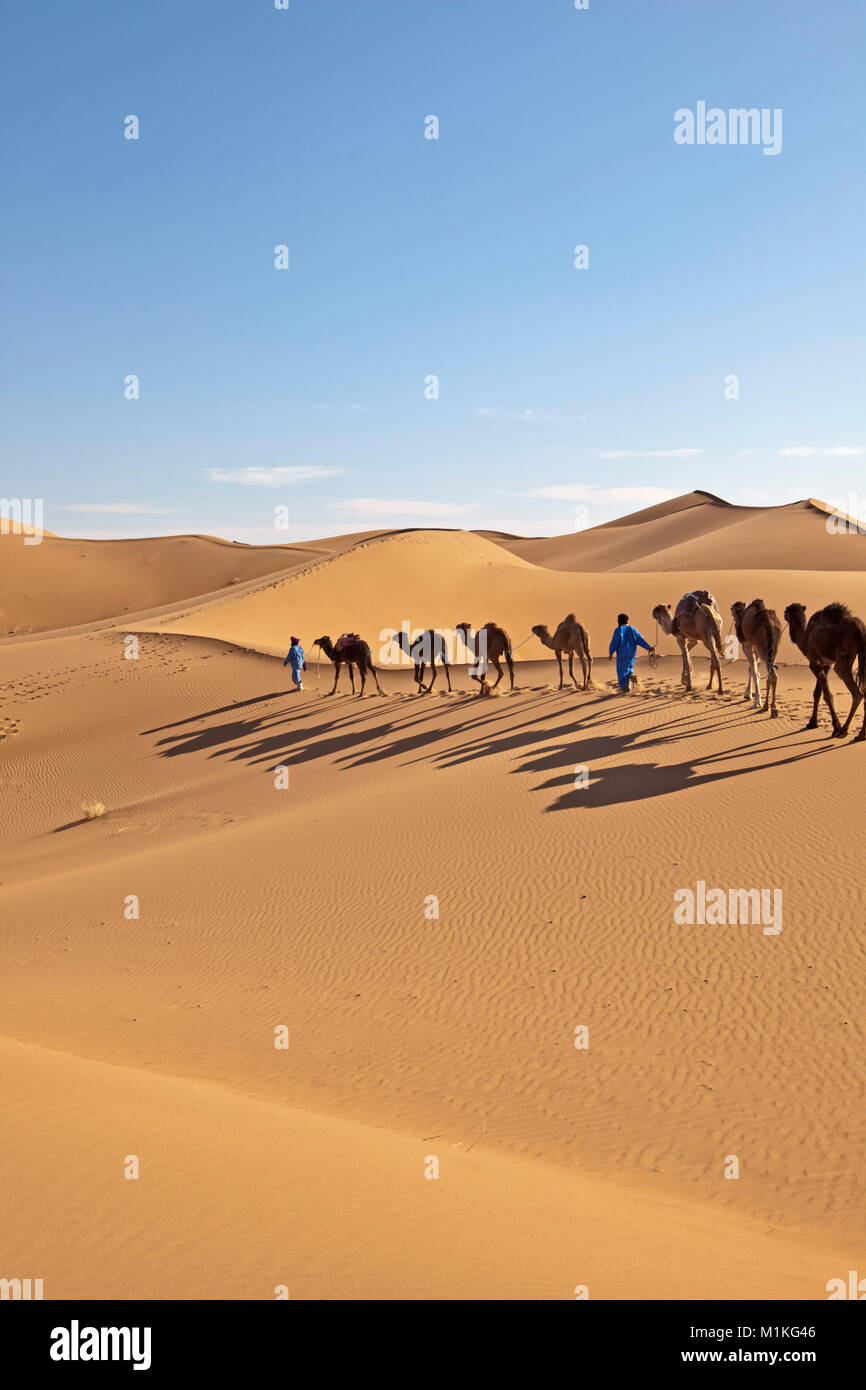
[763,662,778,717]
[442,660,452,692]
[742,644,754,702]
[326,661,340,696]
[680,638,693,690]
[745,644,761,709]
[706,641,723,693]
[489,657,503,690]
[568,652,579,690]
[347,661,356,695]
[817,669,843,735]
[805,667,822,728]
[556,650,564,689]
[833,659,863,735]
[417,662,426,693]
[506,651,515,691]
[584,647,593,689]
[370,660,384,695]
[426,660,437,693]
[357,664,366,697]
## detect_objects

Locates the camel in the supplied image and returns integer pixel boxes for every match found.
[731,599,782,716]
[652,590,725,693]
[531,614,593,689]
[455,621,515,694]
[388,628,452,693]
[313,633,384,697]
[783,602,866,740]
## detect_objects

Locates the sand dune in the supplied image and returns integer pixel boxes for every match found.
[1,493,864,1300]
[136,525,866,676]
[497,491,865,572]
[0,529,399,637]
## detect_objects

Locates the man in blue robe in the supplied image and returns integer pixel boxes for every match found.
[608,613,654,692]
[284,636,307,691]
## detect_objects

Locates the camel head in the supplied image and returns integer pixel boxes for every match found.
[731,601,746,620]
[531,624,549,639]
[313,635,333,656]
[652,604,673,633]
[783,603,807,641]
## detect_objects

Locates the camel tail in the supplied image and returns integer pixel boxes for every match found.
[856,622,866,692]
[706,606,724,657]
[766,620,781,674]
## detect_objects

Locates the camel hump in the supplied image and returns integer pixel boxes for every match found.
[823,601,850,620]
[564,612,576,623]
[749,598,766,611]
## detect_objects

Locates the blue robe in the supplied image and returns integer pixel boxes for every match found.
[284,644,305,687]
[609,624,652,689]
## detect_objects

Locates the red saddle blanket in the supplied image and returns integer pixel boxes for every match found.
[334,633,362,652]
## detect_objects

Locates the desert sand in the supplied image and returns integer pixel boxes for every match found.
[1,491,864,1300]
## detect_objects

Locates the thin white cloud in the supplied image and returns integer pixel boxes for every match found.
[473,406,585,423]
[596,448,703,460]
[59,503,179,515]
[522,485,678,505]
[777,445,864,457]
[332,498,477,517]
[206,466,343,486]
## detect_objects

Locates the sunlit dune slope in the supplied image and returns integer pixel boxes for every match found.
[495,492,865,572]
[136,525,866,667]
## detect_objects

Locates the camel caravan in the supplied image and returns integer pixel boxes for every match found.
[310,590,866,741]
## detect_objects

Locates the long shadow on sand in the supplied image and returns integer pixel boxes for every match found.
[141,684,850,811]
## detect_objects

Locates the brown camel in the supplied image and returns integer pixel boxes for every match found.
[783,602,866,740]
[731,599,782,717]
[531,614,593,689]
[652,590,725,693]
[314,634,384,697]
[456,621,515,694]
[388,628,452,693]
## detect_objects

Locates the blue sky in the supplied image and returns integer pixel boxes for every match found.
[2,0,863,541]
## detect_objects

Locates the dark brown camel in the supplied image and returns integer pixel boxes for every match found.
[531,614,593,689]
[314,634,384,697]
[388,628,452,693]
[731,599,782,716]
[783,602,866,740]
[455,622,515,694]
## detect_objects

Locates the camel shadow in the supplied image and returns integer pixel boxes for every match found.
[141,683,844,813]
